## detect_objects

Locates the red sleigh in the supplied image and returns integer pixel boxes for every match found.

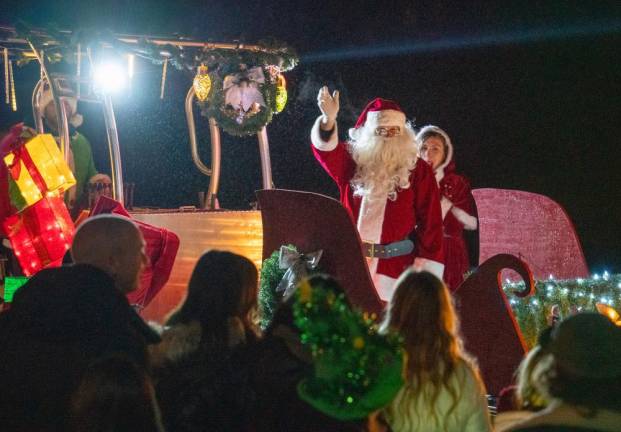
[258,188,589,396]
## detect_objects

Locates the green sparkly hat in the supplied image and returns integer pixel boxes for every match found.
[293,277,404,420]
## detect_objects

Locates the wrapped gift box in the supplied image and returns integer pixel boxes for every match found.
[2,192,75,276]
[4,134,76,211]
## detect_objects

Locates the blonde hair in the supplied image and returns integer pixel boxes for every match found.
[515,345,549,410]
[380,270,483,430]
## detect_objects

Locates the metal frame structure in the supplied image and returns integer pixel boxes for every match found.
[1,25,280,210]
[31,74,125,204]
[185,86,273,209]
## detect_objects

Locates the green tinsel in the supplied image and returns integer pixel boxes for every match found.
[293,278,404,420]
[504,273,621,348]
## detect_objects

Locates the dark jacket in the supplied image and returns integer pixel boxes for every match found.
[249,322,364,432]
[0,264,160,432]
[152,319,256,432]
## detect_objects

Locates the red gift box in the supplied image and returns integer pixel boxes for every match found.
[2,192,75,276]
[90,196,180,309]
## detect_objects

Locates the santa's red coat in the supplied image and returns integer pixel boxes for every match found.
[310,119,444,296]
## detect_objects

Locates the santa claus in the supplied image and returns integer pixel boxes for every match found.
[310,86,444,300]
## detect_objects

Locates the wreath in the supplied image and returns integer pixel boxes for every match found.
[258,244,322,330]
[197,47,297,137]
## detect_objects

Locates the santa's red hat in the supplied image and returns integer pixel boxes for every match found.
[349,98,407,140]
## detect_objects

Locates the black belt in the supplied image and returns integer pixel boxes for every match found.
[362,239,414,259]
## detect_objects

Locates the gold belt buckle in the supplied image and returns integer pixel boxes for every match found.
[364,241,375,258]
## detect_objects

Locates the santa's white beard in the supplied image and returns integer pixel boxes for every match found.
[349,126,418,199]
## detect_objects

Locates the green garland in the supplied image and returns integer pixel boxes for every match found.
[293,278,404,420]
[504,273,621,348]
[258,248,288,330]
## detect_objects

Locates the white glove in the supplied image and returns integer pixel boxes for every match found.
[317,86,340,126]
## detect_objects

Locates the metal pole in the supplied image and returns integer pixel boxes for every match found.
[26,43,69,162]
[207,118,221,208]
[184,87,212,176]
[58,94,71,163]
[31,79,45,133]
[1,26,277,53]
[102,94,124,204]
[185,86,222,209]
[257,126,274,190]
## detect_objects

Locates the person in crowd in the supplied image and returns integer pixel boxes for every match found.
[0,214,159,431]
[151,250,259,431]
[249,274,363,432]
[495,328,552,429]
[311,87,444,301]
[38,81,111,215]
[380,270,492,431]
[500,312,621,432]
[417,125,477,291]
[70,355,165,432]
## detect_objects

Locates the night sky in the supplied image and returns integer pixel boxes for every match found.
[1,1,620,271]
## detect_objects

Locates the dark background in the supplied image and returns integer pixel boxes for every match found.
[1,0,620,272]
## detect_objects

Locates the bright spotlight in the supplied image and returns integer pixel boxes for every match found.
[93,62,127,93]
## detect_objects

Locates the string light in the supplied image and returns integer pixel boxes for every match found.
[76,43,81,98]
[503,272,621,348]
[8,59,16,111]
[4,47,9,104]
[128,54,135,80]
[159,57,168,100]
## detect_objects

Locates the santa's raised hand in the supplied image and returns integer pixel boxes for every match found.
[317,86,340,130]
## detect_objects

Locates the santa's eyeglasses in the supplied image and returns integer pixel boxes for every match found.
[374,126,402,137]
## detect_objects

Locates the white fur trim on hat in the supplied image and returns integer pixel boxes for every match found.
[416,125,453,183]
[311,116,338,151]
[364,109,406,129]
[348,110,407,141]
